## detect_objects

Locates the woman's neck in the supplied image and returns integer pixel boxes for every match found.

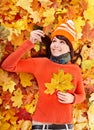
[50,52,71,64]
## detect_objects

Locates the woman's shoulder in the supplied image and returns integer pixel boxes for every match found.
[67,63,81,71]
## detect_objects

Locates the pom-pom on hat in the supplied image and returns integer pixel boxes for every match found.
[51,20,76,43]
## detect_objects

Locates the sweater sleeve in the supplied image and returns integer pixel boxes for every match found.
[1,39,35,73]
[73,66,86,104]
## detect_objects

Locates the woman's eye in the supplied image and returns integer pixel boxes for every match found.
[60,41,64,44]
[60,41,66,44]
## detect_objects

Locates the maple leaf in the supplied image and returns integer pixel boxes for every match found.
[29,11,41,23]
[16,0,33,12]
[84,7,94,25]
[11,33,26,47]
[15,108,32,121]
[43,8,55,26]
[3,80,16,93]
[0,122,10,130]
[74,17,85,39]
[81,21,94,42]
[81,59,94,71]
[12,17,28,33]
[24,93,38,114]
[38,0,52,8]
[44,69,74,95]
[0,69,16,93]
[11,88,23,108]
[87,0,94,8]
[23,93,34,104]
[20,120,32,130]
[19,73,34,87]
[2,91,12,108]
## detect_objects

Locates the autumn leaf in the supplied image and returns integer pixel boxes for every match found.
[81,21,94,42]
[24,93,38,114]
[38,0,52,8]
[12,17,28,33]
[43,8,55,26]
[19,73,34,87]
[81,59,94,71]
[89,93,94,103]
[11,88,23,108]
[0,122,10,130]
[74,17,85,39]
[15,108,32,121]
[3,80,16,93]
[19,120,32,130]
[84,7,94,25]
[29,11,41,23]
[0,69,16,93]
[16,0,33,12]
[44,69,74,95]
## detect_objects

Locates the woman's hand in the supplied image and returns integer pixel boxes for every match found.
[57,91,75,104]
[30,30,45,44]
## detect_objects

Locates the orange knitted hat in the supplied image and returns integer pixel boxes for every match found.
[51,20,76,43]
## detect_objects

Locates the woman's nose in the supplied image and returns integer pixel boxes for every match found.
[54,42,59,47]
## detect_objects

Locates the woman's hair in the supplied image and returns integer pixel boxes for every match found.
[56,35,74,62]
[30,35,51,58]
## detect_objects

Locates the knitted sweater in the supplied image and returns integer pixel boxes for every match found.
[1,40,85,124]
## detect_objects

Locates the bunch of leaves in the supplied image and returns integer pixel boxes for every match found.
[0,69,38,129]
[1,0,94,129]
[44,69,74,95]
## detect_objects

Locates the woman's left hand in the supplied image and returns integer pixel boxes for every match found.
[57,91,74,104]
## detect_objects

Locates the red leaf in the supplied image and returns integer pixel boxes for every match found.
[15,108,32,121]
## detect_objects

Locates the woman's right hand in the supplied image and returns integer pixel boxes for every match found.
[30,30,45,44]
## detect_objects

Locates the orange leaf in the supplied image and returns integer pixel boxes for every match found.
[82,21,94,42]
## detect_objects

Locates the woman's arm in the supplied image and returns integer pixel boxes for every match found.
[1,30,45,73]
[1,39,35,72]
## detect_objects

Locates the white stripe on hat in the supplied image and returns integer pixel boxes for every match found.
[66,20,75,29]
[59,24,75,36]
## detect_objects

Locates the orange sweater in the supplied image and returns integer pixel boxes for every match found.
[1,40,85,124]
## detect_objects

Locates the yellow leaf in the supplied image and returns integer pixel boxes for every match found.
[12,17,28,32]
[16,0,33,12]
[20,120,32,130]
[24,93,38,114]
[84,7,94,25]
[0,69,16,93]
[0,122,10,130]
[3,81,16,93]
[44,69,74,95]
[29,11,41,23]
[43,8,55,26]
[11,88,23,108]
[81,59,94,71]
[19,73,34,87]
[34,43,40,52]
[38,0,52,8]
[74,17,85,39]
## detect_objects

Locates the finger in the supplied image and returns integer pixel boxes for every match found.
[57,94,66,100]
[57,91,67,96]
[32,30,45,37]
[58,99,67,104]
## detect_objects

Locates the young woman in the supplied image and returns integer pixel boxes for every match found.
[1,20,85,130]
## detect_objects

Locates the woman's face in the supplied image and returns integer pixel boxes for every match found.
[50,36,70,57]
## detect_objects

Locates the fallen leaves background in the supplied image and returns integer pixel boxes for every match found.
[0,0,94,129]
